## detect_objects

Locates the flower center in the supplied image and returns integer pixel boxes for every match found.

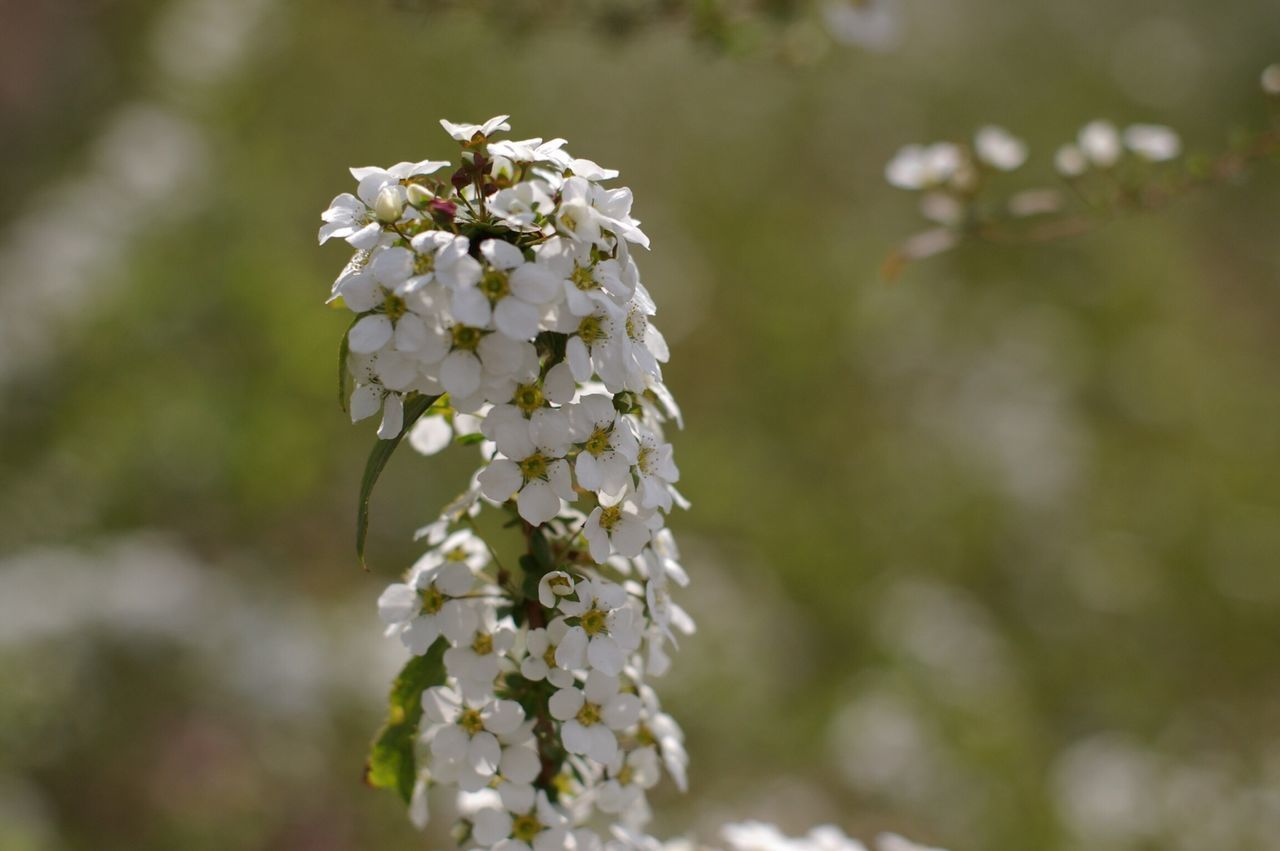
[413,252,435,276]
[479,269,511,301]
[617,764,635,786]
[636,445,653,474]
[580,607,607,636]
[584,426,610,457]
[459,707,485,735]
[571,263,596,291]
[383,292,408,321]
[625,310,645,342]
[451,325,483,351]
[445,546,469,562]
[514,382,544,414]
[512,813,543,842]
[518,452,550,480]
[575,701,602,726]
[420,585,445,615]
[543,643,559,668]
[472,632,494,655]
[598,505,622,531]
[577,315,606,345]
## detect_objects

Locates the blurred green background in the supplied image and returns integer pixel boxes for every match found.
[2,1,1279,849]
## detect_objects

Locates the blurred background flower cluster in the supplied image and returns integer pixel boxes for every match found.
[2,1,1279,849]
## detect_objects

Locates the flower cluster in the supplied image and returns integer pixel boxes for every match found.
[880,114,1198,274]
[322,116,694,849]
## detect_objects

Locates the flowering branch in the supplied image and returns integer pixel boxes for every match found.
[882,63,1280,280]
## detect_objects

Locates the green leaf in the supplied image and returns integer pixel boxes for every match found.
[365,639,446,803]
[337,318,356,414]
[356,392,440,570]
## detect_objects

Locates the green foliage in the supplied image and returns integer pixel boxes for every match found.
[365,639,446,804]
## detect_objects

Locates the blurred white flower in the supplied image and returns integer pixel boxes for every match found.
[885,143,964,190]
[821,0,901,52]
[1261,63,1280,95]
[974,125,1028,171]
[1123,123,1181,161]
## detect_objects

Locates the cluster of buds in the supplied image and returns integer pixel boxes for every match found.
[320,116,694,849]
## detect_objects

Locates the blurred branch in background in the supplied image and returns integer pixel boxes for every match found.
[386,0,902,62]
[883,67,1280,279]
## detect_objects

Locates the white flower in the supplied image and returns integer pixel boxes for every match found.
[444,616,517,692]
[521,620,576,688]
[618,302,668,392]
[549,671,642,765]
[638,686,688,792]
[437,315,538,401]
[885,143,963,190]
[556,176,605,245]
[570,395,640,499]
[538,570,576,608]
[422,686,525,776]
[377,560,478,654]
[565,309,627,390]
[1078,120,1122,168]
[536,236,635,318]
[490,180,556,231]
[372,231,482,295]
[1123,124,1181,161]
[478,409,575,524]
[632,426,680,512]
[583,496,654,563]
[597,746,661,817]
[319,160,449,248]
[974,125,1027,171]
[452,239,561,341]
[471,789,570,851]
[441,114,511,142]
[556,578,643,676]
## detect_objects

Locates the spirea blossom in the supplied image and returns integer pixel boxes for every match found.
[322,115,693,847]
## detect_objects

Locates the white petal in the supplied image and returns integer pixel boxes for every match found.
[510,264,561,304]
[555,626,588,670]
[501,747,541,785]
[603,693,642,729]
[517,481,561,525]
[377,394,405,439]
[377,583,417,624]
[485,700,526,736]
[431,723,469,760]
[452,287,493,328]
[408,415,452,456]
[349,315,393,354]
[441,350,482,398]
[587,635,625,676]
[472,808,513,846]
[543,362,575,404]
[479,458,523,502]
[549,688,584,721]
[494,298,540,341]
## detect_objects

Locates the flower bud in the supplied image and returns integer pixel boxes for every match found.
[406,183,434,209]
[374,184,407,223]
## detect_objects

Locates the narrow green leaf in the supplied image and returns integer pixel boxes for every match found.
[356,392,440,570]
[337,318,356,414]
[364,638,446,803]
